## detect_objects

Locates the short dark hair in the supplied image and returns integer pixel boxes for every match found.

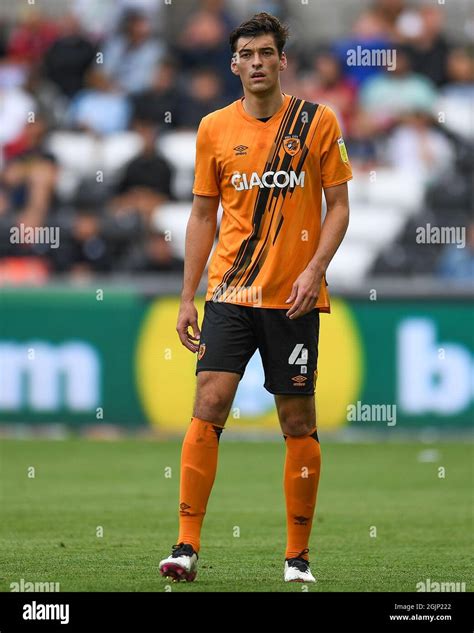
[229,12,289,57]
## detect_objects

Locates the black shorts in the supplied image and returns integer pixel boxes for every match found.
[195,301,320,395]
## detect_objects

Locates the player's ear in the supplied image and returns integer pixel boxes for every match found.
[279,51,288,72]
[230,52,240,76]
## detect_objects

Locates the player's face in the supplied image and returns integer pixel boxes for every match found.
[231,34,286,94]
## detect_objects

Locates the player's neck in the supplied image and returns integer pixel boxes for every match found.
[241,87,285,120]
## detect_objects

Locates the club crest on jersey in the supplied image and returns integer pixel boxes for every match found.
[283,135,301,156]
[198,343,206,360]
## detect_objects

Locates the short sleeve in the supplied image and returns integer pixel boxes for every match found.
[319,106,353,188]
[192,117,220,197]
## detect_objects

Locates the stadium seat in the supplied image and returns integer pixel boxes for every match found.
[46,131,143,199]
[100,132,143,175]
[152,202,191,260]
[152,202,222,262]
[347,204,406,248]
[327,241,379,284]
[362,169,425,217]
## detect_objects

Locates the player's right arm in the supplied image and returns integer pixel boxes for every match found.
[177,193,219,353]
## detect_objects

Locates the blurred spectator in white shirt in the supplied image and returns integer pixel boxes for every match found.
[0,86,35,147]
[385,111,454,183]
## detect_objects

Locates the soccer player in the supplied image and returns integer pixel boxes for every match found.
[159,12,352,583]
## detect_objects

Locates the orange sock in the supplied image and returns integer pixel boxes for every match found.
[283,427,321,561]
[177,416,224,552]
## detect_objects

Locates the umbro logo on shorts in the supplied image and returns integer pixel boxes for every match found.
[291,375,308,386]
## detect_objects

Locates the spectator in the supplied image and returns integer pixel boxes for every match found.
[333,10,393,87]
[360,46,438,131]
[279,51,304,100]
[177,67,226,129]
[101,9,165,94]
[437,223,474,281]
[372,0,406,38]
[385,111,454,182]
[130,57,184,129]
[0,85,35,147]
[301,49,357,135]
[0,127,58,229]
[43,12,97,99]
[120,228,184,273]
[7,8,58,64]
[3,110,52,161]
[437,47,474,141]
[67,69,131,135]
[112,119,172,225]
[23,64,65,130]
[400,5,450,87]
[175,4,240,99]
[52,205,112,276]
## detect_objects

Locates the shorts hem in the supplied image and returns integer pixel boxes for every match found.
[196,367,243,377]
[264,387,316,396]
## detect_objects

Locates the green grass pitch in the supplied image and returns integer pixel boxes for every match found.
[0,439,471,592]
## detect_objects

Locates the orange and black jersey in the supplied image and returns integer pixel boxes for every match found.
[193,93,353,311]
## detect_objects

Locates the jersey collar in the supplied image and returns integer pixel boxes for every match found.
[236,93,292,127]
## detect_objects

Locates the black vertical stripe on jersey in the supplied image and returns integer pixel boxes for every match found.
[280,102,318,202]
[272,214,284,245]
[288,103,321,196]
[239,101,319,288]
[211,97,301,301]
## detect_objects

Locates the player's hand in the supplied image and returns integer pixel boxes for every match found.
[176,300,201,352]
[285,266,323,319]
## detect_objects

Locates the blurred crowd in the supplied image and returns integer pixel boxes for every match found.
[0,0,472,283]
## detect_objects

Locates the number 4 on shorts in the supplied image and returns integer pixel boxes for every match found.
[288,344,308,365]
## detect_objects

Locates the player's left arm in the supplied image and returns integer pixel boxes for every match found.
[285,182,349,319]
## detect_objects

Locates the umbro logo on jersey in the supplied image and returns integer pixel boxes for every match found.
[234,145,248,155]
